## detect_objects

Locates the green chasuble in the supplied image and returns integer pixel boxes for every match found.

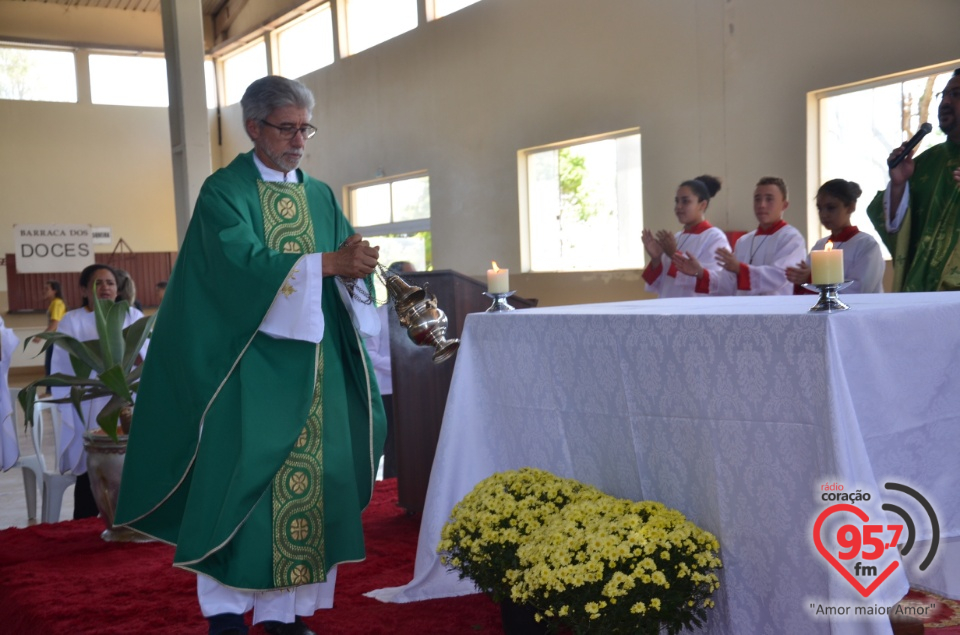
[866,139,960,292]
[115,152,386,590]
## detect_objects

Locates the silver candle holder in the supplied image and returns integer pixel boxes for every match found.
[802,282,852,313]
[483,290,516,313]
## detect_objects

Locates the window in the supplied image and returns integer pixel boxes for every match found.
[204,59,218,109]
[817,65,955,257]
[429,0,482,20]
[221,39,267,106]
[339,0,418,56]
[520,131,643,272]
[275,5,335,79]
[348,173,432,296]
[0,46,76,103]
[90,53,168,107]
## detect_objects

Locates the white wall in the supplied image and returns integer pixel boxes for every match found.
[216,0,960,304]
[2,0,959,306]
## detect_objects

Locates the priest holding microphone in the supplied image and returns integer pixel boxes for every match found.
[866,68,960,292]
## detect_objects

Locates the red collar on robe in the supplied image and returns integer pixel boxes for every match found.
[828,226,860,243]
[756,219,788,235]
[683,220,714,235]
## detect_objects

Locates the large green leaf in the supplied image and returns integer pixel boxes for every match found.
[18,373,103,428]
[25,331,102,374]
[94,295,127,369]
[98,365,133,404]
[121,314,155,373]
[96,395,126,441]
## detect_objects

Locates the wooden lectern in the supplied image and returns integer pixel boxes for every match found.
[388,270,536,513]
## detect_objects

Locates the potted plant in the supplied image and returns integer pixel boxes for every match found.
[508,495,723,634]
[438,467,607,634]
[19,292,154,540]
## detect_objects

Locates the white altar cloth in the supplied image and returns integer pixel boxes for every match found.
[369,293,960,634]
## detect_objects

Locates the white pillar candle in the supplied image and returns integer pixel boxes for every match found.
[487,261,509,294]
[810,241,844,284]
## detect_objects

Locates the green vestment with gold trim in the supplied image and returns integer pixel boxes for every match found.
[867,139,960,292]
[115,151,386,590]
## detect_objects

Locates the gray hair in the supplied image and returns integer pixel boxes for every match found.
[241,76,315,139]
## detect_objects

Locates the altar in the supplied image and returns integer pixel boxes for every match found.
[369,293,960,634]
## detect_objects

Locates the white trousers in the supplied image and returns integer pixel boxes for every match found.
[197,566,337,625]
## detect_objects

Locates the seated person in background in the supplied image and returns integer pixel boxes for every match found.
[675,176,806,295]
[51,263,144,519]
[156,280,167,304]
[366,261,416,479]
[785,179,885,294]
[641,175,731,297]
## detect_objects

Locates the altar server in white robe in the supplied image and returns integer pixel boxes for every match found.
[786,179,885,294]
[642,175,731,298]
[51,264,143,518]
[675,176,806,295]
[0,317,21,471]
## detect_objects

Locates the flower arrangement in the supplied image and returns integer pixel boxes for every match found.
[439,468,722,634]
[508,496,722,634]
[437,467,605,602]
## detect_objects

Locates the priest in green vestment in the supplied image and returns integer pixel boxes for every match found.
[867,68,960,292]
[115,76,387,635]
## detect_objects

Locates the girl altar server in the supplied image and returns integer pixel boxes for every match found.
[785,179,884,294]
[674,176,806,295]
[641,175,731,298]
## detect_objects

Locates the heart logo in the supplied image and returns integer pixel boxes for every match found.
[813,503,900,597]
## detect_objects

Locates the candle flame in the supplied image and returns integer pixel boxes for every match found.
[491,261,500,271]
[824,241,834,252]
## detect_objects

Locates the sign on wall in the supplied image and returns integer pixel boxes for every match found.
[92,227,113,245]
[13,224,95,273]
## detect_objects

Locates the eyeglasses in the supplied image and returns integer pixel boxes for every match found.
[937,88,960,102]
[260,119,318,140]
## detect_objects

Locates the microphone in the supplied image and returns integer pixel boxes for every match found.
[888,122,932,169]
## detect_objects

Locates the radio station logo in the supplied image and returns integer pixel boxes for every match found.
[813,481,939,598]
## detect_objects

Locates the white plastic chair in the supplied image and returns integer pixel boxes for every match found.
[31,401,76,523]
[10,388,43,522]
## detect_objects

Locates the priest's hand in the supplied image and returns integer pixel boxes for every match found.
[324,234,380,278]
[954,168,960,186]
[715,247,740,273]
[642,228,663,259]
[785,261,811,285]
[656,230,678,257]
[672,251,703,279]
[887,143,916,186]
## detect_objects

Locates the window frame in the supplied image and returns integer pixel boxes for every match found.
[518,128,643,274]
[336,0,420,58]
[271,3,336,80]
[0,43,78,104]
[346,170,432,236]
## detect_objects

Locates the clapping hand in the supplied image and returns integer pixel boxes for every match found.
[715,247,740,273]
[785,261,811,285]
[642,228,664,259]
[656,230,678,257]
[672,251,703,279]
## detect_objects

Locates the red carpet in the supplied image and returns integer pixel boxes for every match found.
[0,479,502,634]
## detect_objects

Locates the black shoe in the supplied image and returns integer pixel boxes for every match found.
[207,612,248,635]
[261,617,317,635]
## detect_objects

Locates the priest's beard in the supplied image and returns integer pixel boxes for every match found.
[265,148,303,174]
